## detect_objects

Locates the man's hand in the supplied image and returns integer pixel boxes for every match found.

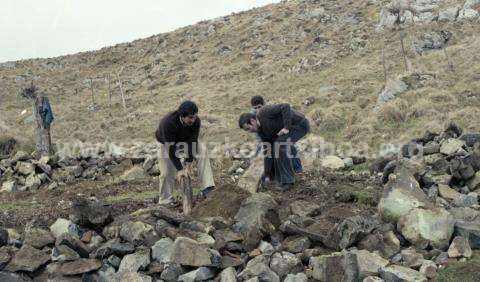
[176,168,189,182]
[277,128,290,136]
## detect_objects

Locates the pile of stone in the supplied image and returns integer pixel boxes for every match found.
[0,143,162,193]
[377,0,480,31]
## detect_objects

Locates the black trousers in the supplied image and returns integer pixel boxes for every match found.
[262,120,310,185]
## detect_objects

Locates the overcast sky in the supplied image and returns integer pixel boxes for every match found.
[0,0,279,63]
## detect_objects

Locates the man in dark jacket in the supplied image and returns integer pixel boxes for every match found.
[155,101,215,205]
[238,103,310,191]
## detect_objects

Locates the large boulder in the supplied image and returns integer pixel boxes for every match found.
[233,193,279,251]
[120,221,155,245]
[308,252,359,282]
[118,248,151,273]
[328,215,380,250]
[5,244,50,272]
[397,207,455,249]
[350,250,389,279]
[170,237,220,267]
[454,220,480,249]
[378,168,432,223]
[60,258,102,276]
[448,236,472,258]
[151,237,174,263]
[237,155,263,193]
[15,162,35,176]
[23,228,55,249]
[321,156,345,170]
[94,238,135,259]
[70,197,112,228]
[238,255,280,282]
[440,138,466,155]
[49,218,80,239]
[379,265,427,282]
[269,252,303,279]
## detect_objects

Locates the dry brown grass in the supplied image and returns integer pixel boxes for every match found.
[0,0,479,152]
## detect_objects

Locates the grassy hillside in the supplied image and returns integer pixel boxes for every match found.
[1,0,479,153]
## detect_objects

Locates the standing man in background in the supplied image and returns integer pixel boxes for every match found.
[155,101,215,205]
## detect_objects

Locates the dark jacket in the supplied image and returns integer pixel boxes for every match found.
[155,111,200,170]
[257,104,307,141]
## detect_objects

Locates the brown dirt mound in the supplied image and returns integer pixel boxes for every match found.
[192,184,250,220]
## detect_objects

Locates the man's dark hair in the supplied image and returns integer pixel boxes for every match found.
[250,95,265,107]
[238,113,256,129]
[178,101,198,117]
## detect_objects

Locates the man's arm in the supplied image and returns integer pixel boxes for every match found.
[163,125,184,171]
[185,119,201,163]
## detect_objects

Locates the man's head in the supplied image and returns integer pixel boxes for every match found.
[238,113,259,133]
[178,101,198,126]
[250,95,265,111]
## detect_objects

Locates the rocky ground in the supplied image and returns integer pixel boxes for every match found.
[1,123,480,281]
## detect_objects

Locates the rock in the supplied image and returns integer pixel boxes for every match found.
[0,247,12,270]
[379,265,427,282]
[1,180,17,192]
[0,271,32,282]
[460,133,480,147]
[70,197,112,228]
[450,157,475,180]
[358,231,400,259]
[110,272,153,282]
[161,263,187,282]
[24,174,41,190]
[60,258,102,275]
[401,248,424,269]
[5,244,50,272]
[414,31,452,54]
[233,193,279,251]
[309,252,359,282]
[6,229,20,246]
[94,238,135,259]
[118,248,151,273]
[363,277,384,282]
[283,236,311,253]
[107,255,121,268]
[455,220,480,249]
[258,241,274,255]
[238,255,280,282]
[15,162,34,176]
[377,8,398,30]
[467,172,480,191]
[219,267,237,282]
[50,218,79,239]
[449,207,480,222]
[321,156,345,170]
[350,250,389,279]
[419,260,437,279]
[289,200,321,217]
[440,138,466,155]
[120,221,154,245]
[51,245,80,262]
[170,237,219,267]
[435,252,450,265]
[284,272,308,282]
[178,267,216,282]
[329,215,380,250]
[56,233,90,258]
[23,228,54,249]
[378,168,432,223]
[121,165,147,181]
[398,207,455,249]
[438,6,460,21]
[458,8,479,20]
[151,237,173,263]
[270,251,303,279]
[375,79,409,110]
[237,155,263,193]
[448,236,472,258]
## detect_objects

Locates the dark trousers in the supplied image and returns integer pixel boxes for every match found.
[263,120,310,185]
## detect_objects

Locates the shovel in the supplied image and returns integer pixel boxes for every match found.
[179,175,193,215]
